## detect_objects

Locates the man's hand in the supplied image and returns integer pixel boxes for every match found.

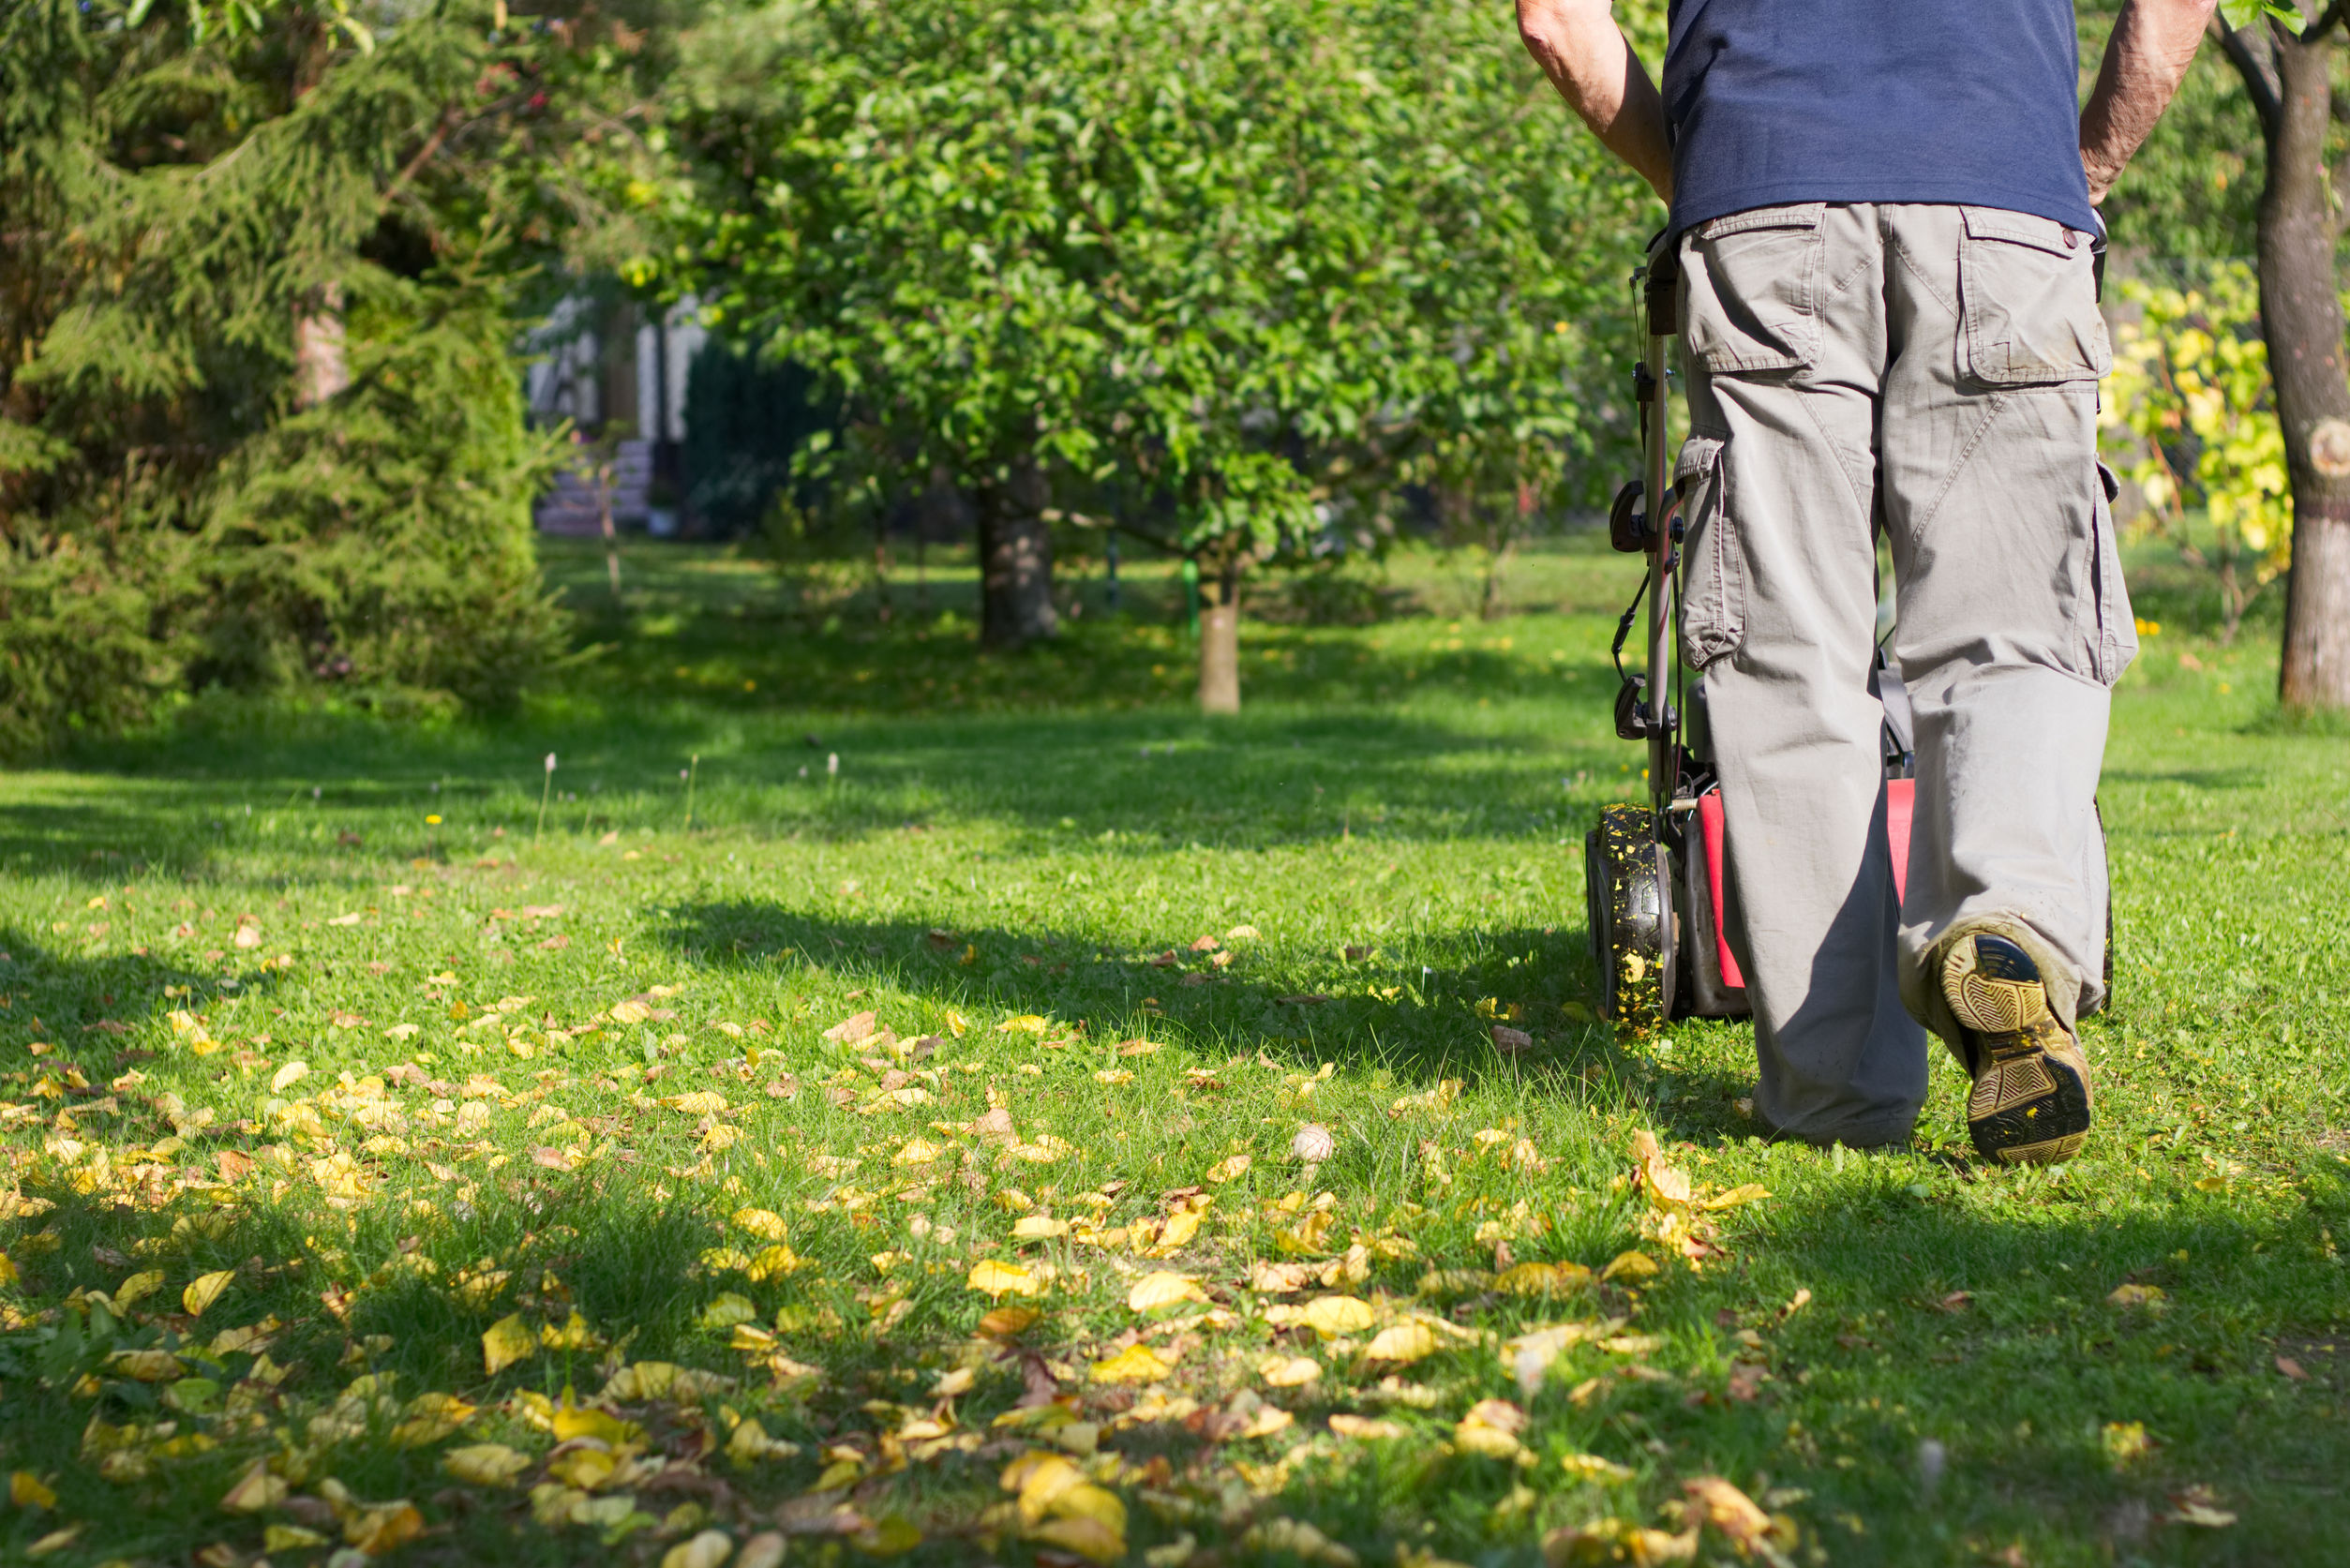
[2081,0,2223,205]
[1516,0,1673,204]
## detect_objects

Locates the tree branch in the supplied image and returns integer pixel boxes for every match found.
[382,112,457,203]
[2213,13,2285,137]
[2303,0,2349,44]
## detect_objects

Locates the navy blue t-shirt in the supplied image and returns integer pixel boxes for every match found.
[1664,0,2096,235]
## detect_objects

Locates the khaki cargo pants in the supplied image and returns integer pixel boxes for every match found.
[1675,202,2133,1147]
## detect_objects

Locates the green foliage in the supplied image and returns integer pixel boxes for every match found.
[0,0,659,755]
[666,0,1650,568]
[2219,0,2306,33]
[198,290,569,711]
[2103,264,2288,643]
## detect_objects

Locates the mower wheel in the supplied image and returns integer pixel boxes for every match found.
[1587,804,1675,1027]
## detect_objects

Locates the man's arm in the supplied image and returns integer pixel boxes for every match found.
[2081,0,2223,205]
[1517,0,1673,203]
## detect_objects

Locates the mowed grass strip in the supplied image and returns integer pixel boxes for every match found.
[0,536,2342,1568]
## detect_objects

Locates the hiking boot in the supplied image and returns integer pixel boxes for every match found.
[1940,930,2091,1164]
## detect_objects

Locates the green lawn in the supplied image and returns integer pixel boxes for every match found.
[1,533,2342,1568]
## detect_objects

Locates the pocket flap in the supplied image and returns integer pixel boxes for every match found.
[1699,202,1826,241]
[1675,433,1726,486]
[1961,205,2080,258]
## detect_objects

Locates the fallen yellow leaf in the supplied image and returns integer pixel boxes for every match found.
[182,1269,235,1319]
[390,1392,476,1447]
[1600,1250,1660,1283]
[662,1528,738,1568]
[1561,1452,1636,1482]
[1682,1475,1774,1552]
[1327,1413,1404,1440]
[1257,1354,1323,1388]
[968,1259,1043,1299]
[2108,1283,2168,1309]
[731,1207,789,1242]
[106,1349,181,1381]
[1205,1154,1253,1184]
[1497,1261,1594,1295]
[113,1270,166,1307]
[1031,1515,1124,1565]
[996,1014,1049,1034]
[1300,1295,1376,1338]
[442,1443,532,1486]
[1128,1272,1209,1312]
[481,1313,536,1375]
[2103,1421,2153,1467]
[1454,1397,1528,1458]
[220,1458,289,1512]
[1242,1517,1355,1566]
[1012,1215,1072,1240]
[1361,1322,1439,1366]
[2168,1486,2237,1528]
[9,1472,55,1510]
[344,1501,425,1555]
[1089,1343,1174,1384]
[1146,1207,1204,1254]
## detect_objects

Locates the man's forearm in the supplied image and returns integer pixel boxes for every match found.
[1517,0,1673,203]
[2081,0,2222,204]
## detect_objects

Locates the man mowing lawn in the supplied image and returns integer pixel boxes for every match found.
[1514,0,2217,1161]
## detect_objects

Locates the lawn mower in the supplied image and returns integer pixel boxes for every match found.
[1582,238,2108,1027]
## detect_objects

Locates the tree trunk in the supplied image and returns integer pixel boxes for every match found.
[1198,556,1240,713]
[2230,19,2350,710]
[977,457,1056,649]
[292,282,349,409]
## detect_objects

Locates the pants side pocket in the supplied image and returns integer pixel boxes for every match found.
[1677,433,1745,668]
[2085,461,2137,684]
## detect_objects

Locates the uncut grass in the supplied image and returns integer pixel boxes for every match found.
[0,534,2343,1567]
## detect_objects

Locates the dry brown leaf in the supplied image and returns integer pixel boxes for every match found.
[824,1010,877,1044]
[1682,1476,1773,1551]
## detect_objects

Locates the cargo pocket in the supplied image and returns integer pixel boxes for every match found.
[1682,203,1826,374]
[2082,461,2138,684]
[1957,206,2111,386]
[1676,433,1744,667]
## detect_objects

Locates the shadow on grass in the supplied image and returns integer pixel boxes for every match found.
[10,699,1630,883]
[0,924,269,1057]
[644,899,1665,1088]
